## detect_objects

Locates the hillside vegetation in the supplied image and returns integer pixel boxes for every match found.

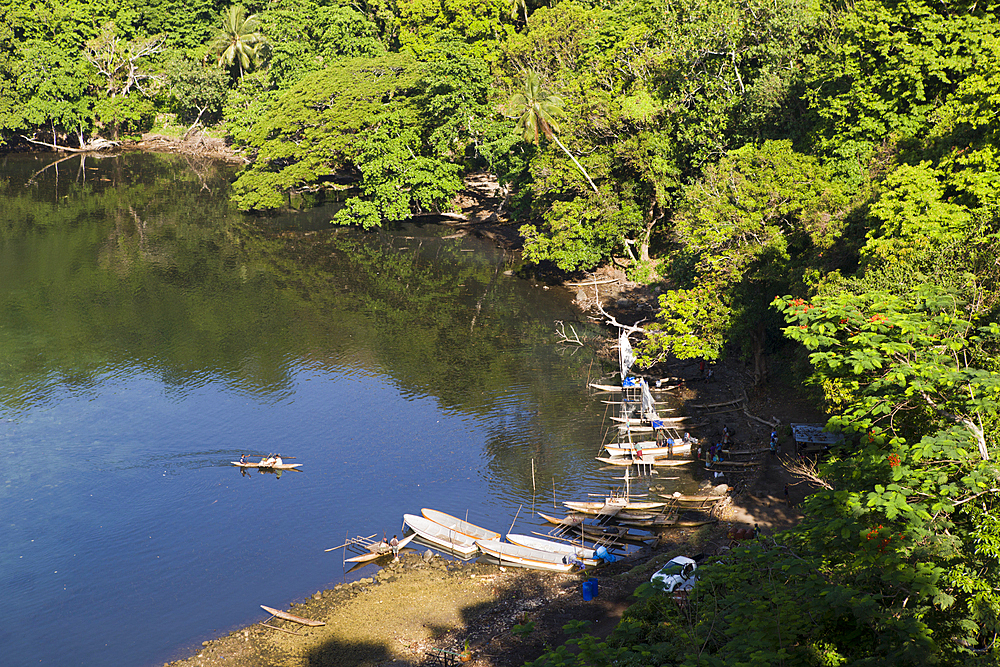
[3,0,999,662]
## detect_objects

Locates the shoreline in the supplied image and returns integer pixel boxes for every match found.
[155,320,820,667]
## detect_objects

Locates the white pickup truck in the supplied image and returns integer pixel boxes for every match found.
[650,555,698,593]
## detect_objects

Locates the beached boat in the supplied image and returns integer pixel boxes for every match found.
[720,448,770,457]
[604,441,691,458]
[657,493,725,504]
[402,514,479,557]
[344,533,416,563]
[575,523,657,544]
[232,461,302,470]
[260,605,325,627]
[564,499,666,514]
[420,508,500,541]
[476,540,577,572]
[505,533,598,562]
[535,512,653,544]
[610,414,693,425]
[538,512,586,527]
[617,516,718,530]
[707,459,762,469]
[596,455,695,467]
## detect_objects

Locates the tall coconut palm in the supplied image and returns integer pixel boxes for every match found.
[210,5,267,80]
[509,69,598,193]
[509,0,529,25]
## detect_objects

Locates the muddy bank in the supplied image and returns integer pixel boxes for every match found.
[162,528,709,667]
[160,340,822,667]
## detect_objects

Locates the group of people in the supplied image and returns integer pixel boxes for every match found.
[378,535,401,560]
[238,453,283,467]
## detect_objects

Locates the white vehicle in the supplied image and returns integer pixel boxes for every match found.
[650,555,698,593]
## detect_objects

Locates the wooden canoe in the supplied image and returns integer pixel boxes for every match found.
[421,508,500,541]
[720,448,770,457]
[564,499,666,513]
[604,442,691,458]
[232,461,302,470]
[590,382,679,392]
[596,455,695,467]
[618,516,718,529]
[610,415,693,424]
[505,533,598,562]
[475,539,575,572]
[403,514,479,557]
[260,605,325,626]
[538,512,586,527]
[708,459,762,469]
[344,533,416,562]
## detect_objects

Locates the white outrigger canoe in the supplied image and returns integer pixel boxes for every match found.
[420,508,500,542]
[505,533,599,565]
[604,441,692,458]
[564,499,666,514]
[475,539,576,572]
[596,454,696,467]
[231,461,302,470]
[344,533,417,563]
[402,514,479,557]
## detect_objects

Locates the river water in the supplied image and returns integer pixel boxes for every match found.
[0,152,697,667]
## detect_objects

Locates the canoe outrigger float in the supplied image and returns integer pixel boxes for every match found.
[232,460,302,470]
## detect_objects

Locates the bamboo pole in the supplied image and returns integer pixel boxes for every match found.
[508,504,522,537]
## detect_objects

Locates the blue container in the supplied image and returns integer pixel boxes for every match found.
[582,578,599,600]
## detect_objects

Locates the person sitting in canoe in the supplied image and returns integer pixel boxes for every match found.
[259,454,276,467]
[272,454,283,467]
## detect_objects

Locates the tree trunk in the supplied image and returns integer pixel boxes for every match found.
[751,322,767,386]
[550,134,599,194]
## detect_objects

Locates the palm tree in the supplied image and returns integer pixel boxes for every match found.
[210,5,267,80]
[509,70,598,193]
[509,0,529,25]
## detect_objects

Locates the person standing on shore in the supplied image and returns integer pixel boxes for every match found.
[390,535,399,559]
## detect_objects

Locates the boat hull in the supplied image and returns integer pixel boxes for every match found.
[475,540,575,572]
[402,514,479,557]
[505,533,597,562]
[421,508,500,542]
[231,462,302,470]
[596,456,694,467]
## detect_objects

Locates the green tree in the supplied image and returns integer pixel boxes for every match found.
[230,53,497,224]
[164,54,229,135]
[209,4,267,81]
[639,140,849,369]
[508,68,598,194]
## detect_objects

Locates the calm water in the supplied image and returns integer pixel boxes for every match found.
[0,152,697,667]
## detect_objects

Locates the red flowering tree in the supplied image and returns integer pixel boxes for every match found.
[772,283,1000,658]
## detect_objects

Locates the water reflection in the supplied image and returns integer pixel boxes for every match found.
[0,152,687,667]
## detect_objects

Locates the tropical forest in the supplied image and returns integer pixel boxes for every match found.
[2,0,999,663]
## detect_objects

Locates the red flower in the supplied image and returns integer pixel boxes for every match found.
[887,454,901,467]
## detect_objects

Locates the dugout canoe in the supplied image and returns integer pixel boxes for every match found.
[232,461,302,470]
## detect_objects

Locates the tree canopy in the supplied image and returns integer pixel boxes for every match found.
[3,0,1000,659]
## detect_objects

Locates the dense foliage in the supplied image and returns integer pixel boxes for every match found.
[3,0,999,661]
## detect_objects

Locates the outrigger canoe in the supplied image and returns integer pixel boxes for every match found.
[403,513,479,557]
[596,455,695,467]
[564,499,666,514]
[476,539,576,572]
[420,508,500,542]
[344,533,417,563]
[505,534,600,566]
[604,442,692,458]
[232,461,302,470]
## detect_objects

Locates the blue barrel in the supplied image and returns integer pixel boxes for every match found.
[582,577,599,600]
